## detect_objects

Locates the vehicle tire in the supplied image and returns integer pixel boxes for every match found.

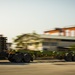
[23,53,31,63]
[64,53,72,61]
[13,53,23,63]
[8,54,14,62]
[72,54,75,61]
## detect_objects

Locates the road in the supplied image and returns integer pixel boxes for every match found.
[0,60,75,75]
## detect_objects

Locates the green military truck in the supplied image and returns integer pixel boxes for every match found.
[0,36,33,63]
[0,35,75,63]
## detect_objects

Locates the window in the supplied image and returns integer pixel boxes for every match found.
[50,42,57,46]
[43,42,49,46]
[43,42,57,46]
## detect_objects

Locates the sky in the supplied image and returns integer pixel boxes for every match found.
[0,0,75,42]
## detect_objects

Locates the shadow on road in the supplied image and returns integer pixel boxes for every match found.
[0,60,75,65]
[0,62,30,65]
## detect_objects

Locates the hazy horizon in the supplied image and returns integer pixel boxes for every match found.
[0,0,75,42]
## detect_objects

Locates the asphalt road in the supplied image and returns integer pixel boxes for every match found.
[0,60,75,75]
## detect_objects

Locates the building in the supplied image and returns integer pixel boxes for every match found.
[40,34,75,51]
[27,34,75,51]
[13,32,75,51]
[44,26,75,36]
[42,26,75,51]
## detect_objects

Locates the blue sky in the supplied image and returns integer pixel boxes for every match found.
[0,0,75,42]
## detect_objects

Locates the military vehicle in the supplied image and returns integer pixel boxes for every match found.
[0,35,75,63]
[0,35,33,63]
[55,48,75,62]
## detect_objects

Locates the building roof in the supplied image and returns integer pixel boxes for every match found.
[40,34,75,40]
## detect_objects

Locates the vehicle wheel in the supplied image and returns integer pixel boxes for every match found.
[23,53,31,63]
[64,53,72,61]
[8,54,14,62]
[13,53,23,63]
[72,54,75,61]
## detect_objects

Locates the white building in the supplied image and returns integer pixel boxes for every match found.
[40,34,75,51]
